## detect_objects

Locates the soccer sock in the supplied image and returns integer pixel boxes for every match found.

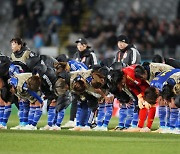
[86,109,94,127]
[23,102,29,125]
[76,103,82,126]
[178,112,180,130]
[169,108,179,129]
[56,109,65,127]
[132,111,139,127]
[32,106,42,126]
[125,106,134,128]
[97,103,105,127]
[118,106,127,128]
[158,106,166,128]
[28,106,36,125]
[166,107,170,127]
[138,108,148,128]
[103,103,113,127]
[147,107,156,129]
[48,106,56,127]
[18,101,24,125]
[53,113,57,125]
[79,103,88,127]
[0,105,5,124]
[2,105,12,126]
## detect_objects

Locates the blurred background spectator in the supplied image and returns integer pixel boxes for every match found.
[0,0,179,61]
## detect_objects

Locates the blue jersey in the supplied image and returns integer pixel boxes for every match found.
[68,60,88,71]
[9,63,24,77]
[150,69,180,91]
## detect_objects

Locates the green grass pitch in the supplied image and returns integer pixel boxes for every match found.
[0,106,179,154]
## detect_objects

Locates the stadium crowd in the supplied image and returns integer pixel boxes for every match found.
[0,36,179,135]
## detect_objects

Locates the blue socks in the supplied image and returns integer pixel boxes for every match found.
[125,107,134,128]
[166,107,170,127]
[86,109,94,127]
[119,107,127,128]
[97,104,105,127]
[19,101,24,124]
[2,105,12,126]
[56,109,65,127]
[159,106,166,128]
[23,102,29,125]
[103,103,113,127]
[132,112,139,127]
[169,108,179,129]
[28,106,36,125]
[0,105,5,124]
[76,103,82,126]
[48,106,56,126]
[32,106,42,126]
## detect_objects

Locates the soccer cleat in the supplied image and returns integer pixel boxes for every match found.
[151,127,166,133]
[69,126,81,131]
[0,124,7,129]
[21,124,37,130]
[93,126,108,131]
[160,128,172,134]
[140,127,151,132]
[80,126,91,131]
[110,126,126,131]
[61,120,76,128]
[170,128,180,135]
[10,125,24,130]
[39,125,52,130]
[49,125,61,131]
[123,127,141,132]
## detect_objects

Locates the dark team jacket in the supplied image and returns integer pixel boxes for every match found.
[114,44,141,66]
[164,58,180,68]
[73,48,98,69]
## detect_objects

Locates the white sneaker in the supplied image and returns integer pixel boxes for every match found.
[39,125,52,130]
[49,125,61,131]
[61,121,76,128]
[93,126,108,131]
[21,124,37,130]
[80,126,91,131]
[140,127,151,132]
[10,125,24,130]
[0,124,7,129]
[160,128,172,134]
[169,128,180,134]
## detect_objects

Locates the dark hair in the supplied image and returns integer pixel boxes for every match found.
[116,90,131,104]
[91,73,104,89]
[144,87,158,104]
[108,70,124,94]
[161,84,175,101]
[10,37,26,47]
[135,65,146,78]
[26,75,41,92]
[174,95,180,108]
[72,80,86,93]
[152,54,163,63]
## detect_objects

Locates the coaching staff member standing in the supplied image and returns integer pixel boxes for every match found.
[114,35,141,66]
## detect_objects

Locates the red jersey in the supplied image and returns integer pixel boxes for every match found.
[122,64,149,96]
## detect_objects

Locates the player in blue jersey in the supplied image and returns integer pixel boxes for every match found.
[144,69,180,134]
[7,73,43,130]
[8,62,31,130]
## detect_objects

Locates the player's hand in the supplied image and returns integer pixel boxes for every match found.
[138,98,145,109]
[144,101,151,109]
